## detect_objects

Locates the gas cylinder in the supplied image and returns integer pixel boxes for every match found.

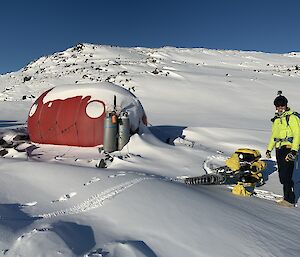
[118,112,130,150]
[103,112,118,152]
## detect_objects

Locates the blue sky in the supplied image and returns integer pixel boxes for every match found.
[1,0,300,74]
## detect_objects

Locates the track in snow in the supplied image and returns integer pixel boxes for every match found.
[37,177,150,219]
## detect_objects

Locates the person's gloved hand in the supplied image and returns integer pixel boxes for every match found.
[266,150,272,159]
[285,150,298,162]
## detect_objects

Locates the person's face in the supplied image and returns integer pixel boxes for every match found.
[275,105,287,114]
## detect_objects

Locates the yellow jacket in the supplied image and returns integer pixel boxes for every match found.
[267,109,300,152]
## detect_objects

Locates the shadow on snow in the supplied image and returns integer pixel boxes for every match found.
[0,120,24,128]
[0,203,40,232]
[52,221,96,255]
[149,125,187,145]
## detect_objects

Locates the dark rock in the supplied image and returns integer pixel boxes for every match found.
[72,43,84,52]
[23,76,32,83]
[96,159,107,168]
[13,134,30,141]
[0,138,6,145]
[0,141,14,148]
[152,68,160,75]
[0,149,8,157]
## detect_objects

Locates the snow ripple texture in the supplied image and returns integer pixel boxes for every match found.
[38,177,149,219]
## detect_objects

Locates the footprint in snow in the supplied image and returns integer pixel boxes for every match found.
[17,228,51,242]
[51,192,77,203]
[21,201,37,207]
[1,249,9,255]
[108,172,127,178]
[84,177,101,186]
[136,172,147,176]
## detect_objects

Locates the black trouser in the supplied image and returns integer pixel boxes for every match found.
[276,146,295,204]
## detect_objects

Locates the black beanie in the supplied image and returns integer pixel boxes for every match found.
[274,94,288,107]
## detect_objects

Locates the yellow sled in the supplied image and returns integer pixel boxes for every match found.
[185,148,267,197]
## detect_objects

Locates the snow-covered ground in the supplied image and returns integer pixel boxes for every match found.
[1,43,300,256]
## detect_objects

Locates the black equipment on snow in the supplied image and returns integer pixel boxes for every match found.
[185,148,267,196]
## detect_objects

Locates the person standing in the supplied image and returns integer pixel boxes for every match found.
[266,92,300,207]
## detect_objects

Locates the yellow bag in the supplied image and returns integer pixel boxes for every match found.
[232,182,252,197]
[250,160,266,174]
[225,153,241,172]
[235,148,261,162]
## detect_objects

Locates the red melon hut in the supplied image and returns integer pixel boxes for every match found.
[27,82,147,147]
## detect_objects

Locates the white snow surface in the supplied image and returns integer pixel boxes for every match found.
[0,43,300,257]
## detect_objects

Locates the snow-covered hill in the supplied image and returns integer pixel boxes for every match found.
[0,43,300,257]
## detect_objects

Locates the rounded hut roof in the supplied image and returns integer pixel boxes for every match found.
[28,82,146,147]
[31,82,146,132]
